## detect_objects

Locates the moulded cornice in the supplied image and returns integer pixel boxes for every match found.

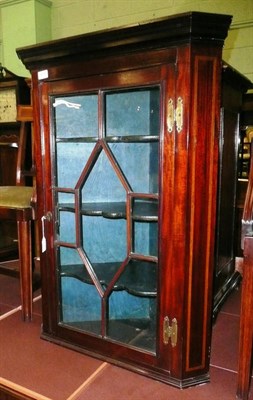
[17,12,232,72]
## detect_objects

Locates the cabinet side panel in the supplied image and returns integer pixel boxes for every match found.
[159,46,222,382]
[185,51,221,372]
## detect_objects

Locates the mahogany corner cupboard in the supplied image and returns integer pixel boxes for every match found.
[17,12,232,388]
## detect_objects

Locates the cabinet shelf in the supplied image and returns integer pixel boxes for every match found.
[61,260,157,297]
[59,201,158,221]
[106,135,159,143]
[56,135,159,143]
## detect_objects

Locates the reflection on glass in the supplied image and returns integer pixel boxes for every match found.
[54,94,98,138]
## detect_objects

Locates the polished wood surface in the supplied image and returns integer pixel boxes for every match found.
[17,12,231,386]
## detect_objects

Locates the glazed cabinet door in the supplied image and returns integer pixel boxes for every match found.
[55,86,159,351]
[40,65,176,374]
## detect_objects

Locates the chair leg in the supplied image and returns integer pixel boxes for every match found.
[237,236,253,399]
[17,220,33,322]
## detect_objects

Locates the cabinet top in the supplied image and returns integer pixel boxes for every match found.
[17,12,231,71]
[222,62,253,93]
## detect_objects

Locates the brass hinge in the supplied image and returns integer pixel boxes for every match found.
[163,316,178,347]
[175,97,183,133]
[166,97,183,133]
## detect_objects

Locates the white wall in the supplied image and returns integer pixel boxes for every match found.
[50,0,253,84]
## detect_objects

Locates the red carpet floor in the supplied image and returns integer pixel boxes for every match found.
[0,274,252,400]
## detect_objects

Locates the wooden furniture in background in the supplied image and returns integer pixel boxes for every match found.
[0,105,36,321]
[238,93,253,179]
[0,67,30,261]
[18,12,231,387]
[237,142,253,400]
[236,93,253,258]
[213,64,253,318]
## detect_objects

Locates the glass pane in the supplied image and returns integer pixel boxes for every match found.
[61,277,101,334]
[132,198,158,221]
[133,221,158,257]
[105,87,160,137]
[58,192,75,207]
[56,142,95,188]
[53,94,98,138]
[82,216,126,263]
[109,142,159,193]
[107,259,157,352]
[81,149,126,203]
[58,210,76,244]
[58,247,102,335]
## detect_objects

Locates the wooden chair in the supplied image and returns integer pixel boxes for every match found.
[0,105,36,321]
[237,143,253,399]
